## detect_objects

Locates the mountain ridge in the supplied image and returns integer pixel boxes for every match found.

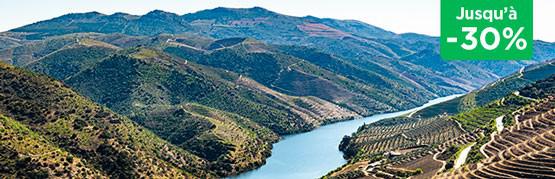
[1,6,555,178]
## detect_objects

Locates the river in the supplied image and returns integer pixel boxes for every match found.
[232,94,463,179]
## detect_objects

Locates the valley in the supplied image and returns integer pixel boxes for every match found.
[0,6,554,179]
[233,95,461,179]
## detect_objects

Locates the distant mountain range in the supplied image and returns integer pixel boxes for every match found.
[1,7,554,178]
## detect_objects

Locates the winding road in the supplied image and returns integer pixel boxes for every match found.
[454,143,476,169]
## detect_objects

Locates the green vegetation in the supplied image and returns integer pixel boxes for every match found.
[26,43,117,80]
[439,84,555,178]
[66,48,309,134]
[59,48,297,175]
[328,60,555,178]
[415,61,555,118]
[166,43,408,116]
[0,63,215,178]
[451,104,507,132]
[465,139,487,164]
[520,74,555,99]
[415,96,466,118]
[4,37,361,176]
[445,142,475,171]
[449,95,531,164]
[1,7,554,178]
[0,35,77,66]
[340,116,464,159]
[451,95,529,132]
[0,114,105,178]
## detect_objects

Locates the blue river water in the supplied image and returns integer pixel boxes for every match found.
[232,94,462,179]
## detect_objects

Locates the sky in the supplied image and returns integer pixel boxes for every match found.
[1,0,554,42]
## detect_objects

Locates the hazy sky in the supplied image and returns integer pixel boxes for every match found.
[1,0,553,42]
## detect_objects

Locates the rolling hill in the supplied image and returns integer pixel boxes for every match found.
[2,8,555,115]
[164,38,424,115]
[414,60,555,118]
[0,62,215,178]
[11,43,361,175]
[0,6,554,178]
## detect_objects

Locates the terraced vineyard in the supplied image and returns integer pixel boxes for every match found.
[327,65,555,179]
[340,116,465,159]
[437,96,555,179]
[329,116,474,179]
[2,7,555,178]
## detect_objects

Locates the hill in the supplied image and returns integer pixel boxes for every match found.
[164,38,427,115]
[437,75,555,178]
[0,114,106,178]
[5,7,555,110]
[414,60,555,118]
[0,62,214,178]
[26,38,119,80]
[22,45,363,175]
[1,7,555,178]
[326,61,555,179]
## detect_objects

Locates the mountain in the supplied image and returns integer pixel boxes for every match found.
[7,11,191,40]
[1,7,555,178]
[181,7,554,89]
[11,41,363,175]
[26,38,119,80]
[0,62,215,178]
[164,38,430,115]
[5,7,555,105]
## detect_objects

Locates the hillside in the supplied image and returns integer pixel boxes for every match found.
[1,31,441,118]
[63,47,356,133]
[59,47,311,174]
[0,62,215,178]
[164,39,424,115]
[20,45,363,174]
[1,7,554,178]
[437,75,555,178]
[0,33,364,176]
[338,116,465,159]
[327,61,555,179]
[26,38,119,80]
[414,60,555,118]
[0,114,106,178]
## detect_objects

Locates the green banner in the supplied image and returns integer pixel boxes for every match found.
[441,0,533,60]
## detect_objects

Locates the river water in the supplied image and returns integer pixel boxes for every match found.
[232,94,463,179]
